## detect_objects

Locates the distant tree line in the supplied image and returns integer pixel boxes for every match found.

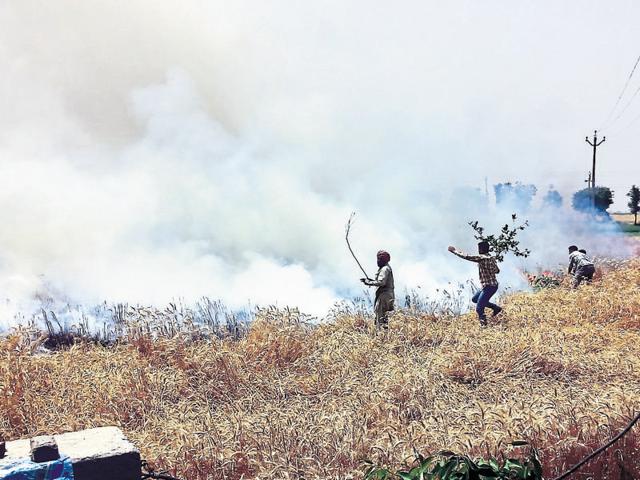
[490,181,640,222]
[493,182,562,212]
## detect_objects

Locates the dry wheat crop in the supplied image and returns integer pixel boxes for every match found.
[1,261,640,479]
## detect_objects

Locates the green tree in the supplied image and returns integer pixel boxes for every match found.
[627,185,640,225]
[542,187,563,208]
[494,182,537,211]
[572,187,614,214]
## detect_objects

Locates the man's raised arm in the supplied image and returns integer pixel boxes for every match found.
[448,246,481,263]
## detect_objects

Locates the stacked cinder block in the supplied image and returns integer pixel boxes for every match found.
[0,427,140,480]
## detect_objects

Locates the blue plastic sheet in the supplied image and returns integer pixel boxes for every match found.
[0,456,74,480]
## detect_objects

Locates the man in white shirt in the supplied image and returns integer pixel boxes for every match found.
[568,245,595,288]
[361,250,395,330]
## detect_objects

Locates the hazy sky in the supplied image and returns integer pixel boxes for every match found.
[0,1,638,318]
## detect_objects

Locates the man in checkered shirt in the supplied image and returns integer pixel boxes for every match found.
[448,241,502,326]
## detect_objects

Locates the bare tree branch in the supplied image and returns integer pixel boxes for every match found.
[345,212,370,279]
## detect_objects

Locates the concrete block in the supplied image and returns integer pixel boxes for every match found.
[0,427,141,480]
[30,435,59,462]
[57,427,141,480]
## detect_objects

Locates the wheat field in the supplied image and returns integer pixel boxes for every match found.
[1,260,640,479]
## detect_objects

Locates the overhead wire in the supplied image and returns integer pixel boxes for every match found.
[605,81,640,132]
[599,54,640,131]
[608,109,640,137]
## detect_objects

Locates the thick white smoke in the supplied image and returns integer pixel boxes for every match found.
[0,1,637,326]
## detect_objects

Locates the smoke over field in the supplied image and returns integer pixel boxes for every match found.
[0,1,638,325]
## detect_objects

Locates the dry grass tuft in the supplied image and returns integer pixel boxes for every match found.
[1,261,640,479]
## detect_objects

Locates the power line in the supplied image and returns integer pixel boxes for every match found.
[609,109,640,137]
[605,82,640,131]
[600,54,640,131]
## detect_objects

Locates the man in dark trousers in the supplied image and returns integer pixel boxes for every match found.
[361,250,395,330]
[448,241,502,326]
[568,245,595,288]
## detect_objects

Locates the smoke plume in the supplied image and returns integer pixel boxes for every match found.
[0,1,636,325]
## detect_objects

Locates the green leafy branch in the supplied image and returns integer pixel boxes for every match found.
[363,446,543,480]
[468,215,530,263]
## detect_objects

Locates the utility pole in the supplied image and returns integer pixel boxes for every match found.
[585,130,605,188]
[584,171,592,188]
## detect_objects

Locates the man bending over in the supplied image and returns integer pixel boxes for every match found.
[568,245,595,288]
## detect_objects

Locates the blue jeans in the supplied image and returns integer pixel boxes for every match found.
[472,284,499,320]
